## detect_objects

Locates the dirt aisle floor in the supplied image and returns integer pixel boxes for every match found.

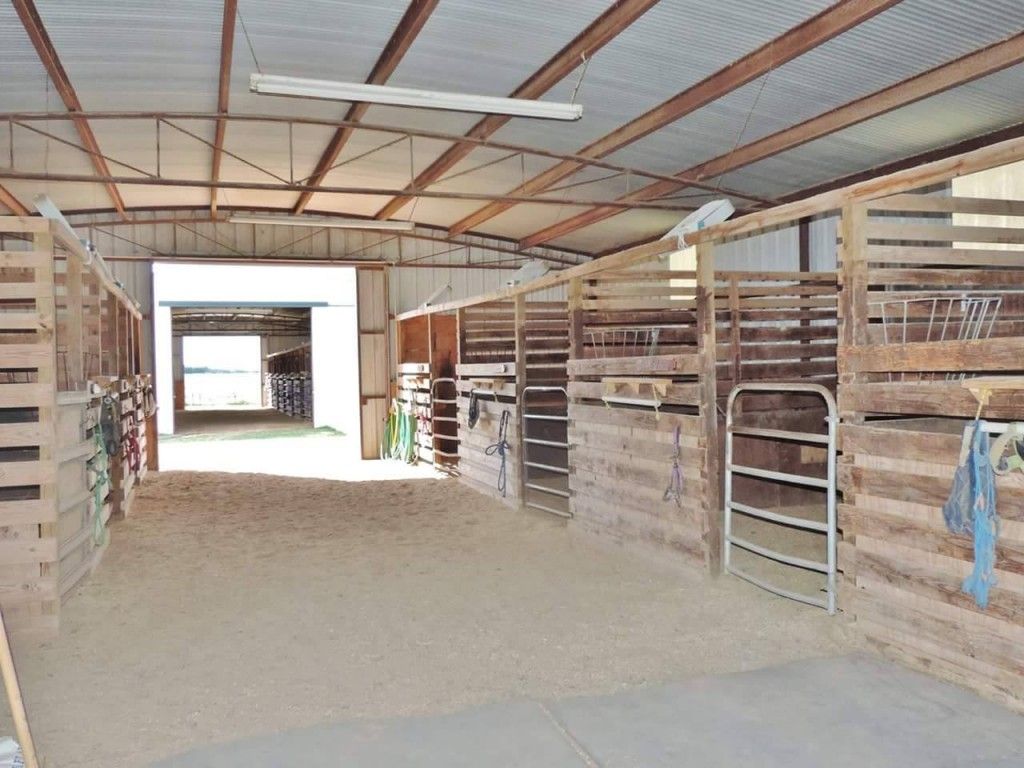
[7,472,853,767]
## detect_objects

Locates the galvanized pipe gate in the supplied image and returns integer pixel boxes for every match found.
[521,386,571,518]
[723,382,838,614]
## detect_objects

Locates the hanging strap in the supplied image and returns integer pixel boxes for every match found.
[485,409,512,497]
[662,425,683,507]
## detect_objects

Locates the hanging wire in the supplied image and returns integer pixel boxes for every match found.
[713,68,773,195]
[569,53,590,105]
[237,7,263,74]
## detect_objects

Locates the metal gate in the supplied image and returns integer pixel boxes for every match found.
[723,382,838,614]
[521,386,570,518]
[430,377,459,470]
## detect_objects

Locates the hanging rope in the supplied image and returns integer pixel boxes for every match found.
[99,395,122,457]
[943,420,1000,609]
[485,409,512,497]
[662,425,683,508]
[88,429,109,547]
[123,412,141,475]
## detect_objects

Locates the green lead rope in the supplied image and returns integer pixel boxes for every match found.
[88,429,110,547]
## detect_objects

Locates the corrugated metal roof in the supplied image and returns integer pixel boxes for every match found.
[722,62,1024,198]
[1,0,1024,256]
[605,0,1024,180]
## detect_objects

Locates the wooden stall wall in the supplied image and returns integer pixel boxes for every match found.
[566,259,708,565]
[456,300,519,505]
[838,193,1024,711]
[0,216,145,638]
[395,313,458,468]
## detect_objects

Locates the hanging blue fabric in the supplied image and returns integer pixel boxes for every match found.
[942,420,999,609]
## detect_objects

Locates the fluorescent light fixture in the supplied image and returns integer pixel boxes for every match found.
[229,215,415,231]
[250,73,583,121]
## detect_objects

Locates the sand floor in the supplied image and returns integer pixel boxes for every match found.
[7,471,853,767]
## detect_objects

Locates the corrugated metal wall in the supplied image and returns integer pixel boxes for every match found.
[713,216,839,273]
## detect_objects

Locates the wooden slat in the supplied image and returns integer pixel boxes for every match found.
[0,251,48,268]
[868,194,1024,216]
[841,337,1024,374]
[866,245,1024,267]
[0,383,51,407]
[567,353,699,377]
[567,380,700,406]
[0,536,57,564]
[866,221,1024,244]
[868,268,1024,286]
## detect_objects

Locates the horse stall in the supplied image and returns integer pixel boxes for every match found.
[565,249,712,566]
[712,266,840,612]
[0,215,148,638]
[454,300,520,504]
[394,312,458,469]
[836,191,1024,710]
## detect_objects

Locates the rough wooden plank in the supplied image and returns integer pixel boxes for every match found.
[839,382,1024,419]
[567,353,700,378]
[866,221,1024,245]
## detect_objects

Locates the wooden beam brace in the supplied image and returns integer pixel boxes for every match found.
[447,0,902,236]
[517,29,1024,249]
[372,0,660,221]
[0,184,29,216]
[292,0,439,214]
[11,0,127,218]
[211,0,238,216]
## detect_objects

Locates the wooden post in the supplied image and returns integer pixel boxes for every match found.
[838,202,868,420]
[727,277,740,389]
[33,231,59,628]
[0,605,40,768]
[65,253,84,389]
[696,242,722,575]
[514,293,527,504]
[567,277,583,360]
[455,308,466,367]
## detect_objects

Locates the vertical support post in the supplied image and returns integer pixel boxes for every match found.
[33,231,58,626]
[514,294,527,504]
[696,242,722,575]
[65,252,84,390]
[838,202,868,419]
[455,308,466,368]
[567,277,583,361]
[727,277,740,390]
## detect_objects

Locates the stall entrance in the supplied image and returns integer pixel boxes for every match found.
[521,386,570,518]
[724,382,838,614]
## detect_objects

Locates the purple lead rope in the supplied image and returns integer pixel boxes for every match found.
[663,424,683,508]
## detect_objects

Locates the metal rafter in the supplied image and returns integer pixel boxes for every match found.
[0,169,695,213]
[211,0,238,216]
[446,0,903,236]
[75,212,588,266]
[292,0,440,214]
[371,0,661,221]
[0,110,776,204]
[11,0,128,218]
[518,29,1024,249]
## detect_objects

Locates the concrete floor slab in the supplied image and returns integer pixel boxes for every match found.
[153,700,588,768]
[550,654,1024,767]
[152,655,1024,767]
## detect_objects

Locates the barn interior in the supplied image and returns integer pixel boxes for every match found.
[1,1,1024,766]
